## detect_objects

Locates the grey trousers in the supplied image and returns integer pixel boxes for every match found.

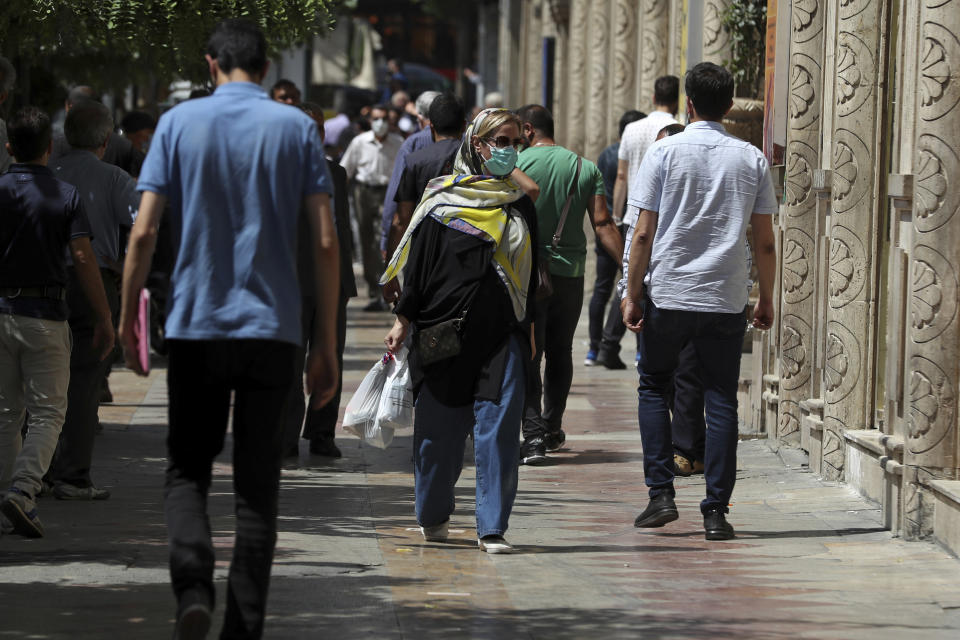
[0,313,71,502]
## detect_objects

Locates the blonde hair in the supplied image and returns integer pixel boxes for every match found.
[473,109,521,140]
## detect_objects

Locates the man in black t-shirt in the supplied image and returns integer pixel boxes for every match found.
[387,93,467,258]
[0,107,114,539]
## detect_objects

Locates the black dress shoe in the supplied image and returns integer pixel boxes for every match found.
[703,508,735,540]
[309,438,342,458]
[634,493,679,528]
[596,352,627,370]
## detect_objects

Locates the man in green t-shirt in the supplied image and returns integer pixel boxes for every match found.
[515,104,623,465]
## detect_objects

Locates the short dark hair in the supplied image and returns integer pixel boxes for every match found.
[7,106,52,161]
[206,19,267,76]
[658,123,685,138]
[298,102,323,120]
[685,63,734,120]
[188,88,211,100]
[270,78,299,98]
[516,104,554,139]
[121,110,156,134]
[64,100,113,150]
[618,110,646,138]
[370,103,389,116]
[428,93,466,138]
[653,75,680,106]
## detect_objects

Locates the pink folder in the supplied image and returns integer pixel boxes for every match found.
[135,288,150,374]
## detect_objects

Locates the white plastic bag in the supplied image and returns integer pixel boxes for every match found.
[377,346,413,430]
[342,349,413,448]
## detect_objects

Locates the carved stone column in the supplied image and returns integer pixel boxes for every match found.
[702,0,732,66]
[777,2,825,449]
[638,0,670,111]
[524,0,544,105]
[822,0,887,480]
[902,0,960,537]
[610,0,638,132]
[583,0,611,160]
[565,0,589,154]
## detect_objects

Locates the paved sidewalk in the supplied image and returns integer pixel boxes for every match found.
[3,298,960,639]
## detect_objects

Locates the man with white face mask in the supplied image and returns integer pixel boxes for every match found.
[341,104,404,310]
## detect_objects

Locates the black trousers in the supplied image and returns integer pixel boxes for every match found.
[522,274,583,440]
[280,293,348,451]
[165,339,295,639]
[666,342,707,462]
[49,267,118,487]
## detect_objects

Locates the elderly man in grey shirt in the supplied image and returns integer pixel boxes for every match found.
[48,100,138,500]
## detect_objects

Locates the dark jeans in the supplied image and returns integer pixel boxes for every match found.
[666,342,706,462]
[588,235,624,352]
[280,294,348,452]
[49,267,118,488]
[635,298,745,513]
[165,339,295,639]
[522,274,583,440]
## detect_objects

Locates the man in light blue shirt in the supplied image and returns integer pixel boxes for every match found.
[623,62,778,542]
[118,19,340,639]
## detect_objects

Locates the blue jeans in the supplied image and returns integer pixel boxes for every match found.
[636,298,746,513]
[414,334,525,537]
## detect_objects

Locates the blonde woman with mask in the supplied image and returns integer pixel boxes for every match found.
[382,108,539,553]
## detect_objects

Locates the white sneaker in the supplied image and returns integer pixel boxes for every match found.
[478,535,514,554]
[420,520,449,542]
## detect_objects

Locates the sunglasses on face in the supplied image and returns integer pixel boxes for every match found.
[484,136,524,149]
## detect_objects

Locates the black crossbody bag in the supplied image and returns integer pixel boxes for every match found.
[414,307,469,366]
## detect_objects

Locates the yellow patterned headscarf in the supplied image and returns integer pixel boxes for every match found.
[380,109,533,321]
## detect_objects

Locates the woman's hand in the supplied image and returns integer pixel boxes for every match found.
[384,315,409,352]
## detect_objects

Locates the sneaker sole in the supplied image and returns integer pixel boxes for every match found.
[176,603,212,640]
[0,500,43,538]
[520,454,548,466]
[634,508,679,528]
[478,540,514,554]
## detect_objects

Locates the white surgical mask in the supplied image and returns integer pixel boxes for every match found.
[371,118,389,137]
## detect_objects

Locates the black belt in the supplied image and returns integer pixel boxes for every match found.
[0,286,67,301]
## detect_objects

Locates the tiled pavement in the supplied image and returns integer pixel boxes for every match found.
[3,297,960,639]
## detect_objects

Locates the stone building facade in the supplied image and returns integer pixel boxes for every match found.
[493,0,960,555]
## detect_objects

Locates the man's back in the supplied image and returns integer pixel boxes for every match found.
[137,81,331,345]
[618,111,677,203]
[630,121,777,313]
[396,138,460,207]
[517,145,605,278]
[52,150,138,270]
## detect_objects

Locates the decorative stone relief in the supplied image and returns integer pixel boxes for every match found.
[913,133,958,232]
[789,56,819,129]
[639,0,668,110]
[703,0,732,63]
[785,140,817,211]
[610,0,637,121]
[782,229,815,303]
[831,128,871,213]
[792,0,821,43]
[565,0,589,154]
[779,400,801,444]
[827,225,867,308]
[780,315,812,390]
[824,321,861,405]
[907,355,956,454]
[584,0,610,160]
[919,22,960,122]
[822,417,846,480]
[835,31,875,117]
[910,244,958,343]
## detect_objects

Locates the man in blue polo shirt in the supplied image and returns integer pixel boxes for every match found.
[118,19,339,640]
[0,107,114,539]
